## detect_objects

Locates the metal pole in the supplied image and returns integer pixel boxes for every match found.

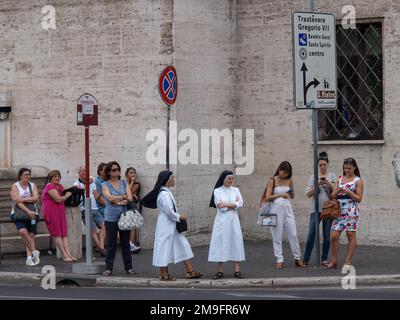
[312,109,320,267]
[0,223,2,264]
[166,105,170,171]
[84,126,93,264]
[309,0,320,267]
[310,0,315,11]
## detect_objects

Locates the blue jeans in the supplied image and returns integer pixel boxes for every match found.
[303,212,333,263]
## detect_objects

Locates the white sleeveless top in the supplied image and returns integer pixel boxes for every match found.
[273,185,291,205]
[11,182,35,215]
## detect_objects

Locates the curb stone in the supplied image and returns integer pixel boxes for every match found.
[1,272,400,289]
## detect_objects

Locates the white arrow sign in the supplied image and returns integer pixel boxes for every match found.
[292,11,337,109]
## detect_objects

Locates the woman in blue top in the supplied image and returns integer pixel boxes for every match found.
[101,161,134,276]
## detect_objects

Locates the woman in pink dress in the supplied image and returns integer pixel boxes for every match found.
[42,170,77,262]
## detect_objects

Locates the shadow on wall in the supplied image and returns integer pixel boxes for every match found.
[393,152,400,188]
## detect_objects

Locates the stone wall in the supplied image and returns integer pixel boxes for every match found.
[235,0,400,246]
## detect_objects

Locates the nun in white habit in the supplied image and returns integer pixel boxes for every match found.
[141,170,202,281]
[208,170,245,279]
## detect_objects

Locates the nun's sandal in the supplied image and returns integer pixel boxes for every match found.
[159,273,176,281]
[185,270,202,279]
[212,272,224,279]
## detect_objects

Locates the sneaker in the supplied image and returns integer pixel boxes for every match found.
[32,250,40,265]
[130,241,141,253]
[26,256,36,267]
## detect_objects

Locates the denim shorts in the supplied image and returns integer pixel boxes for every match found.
[92,210,105,228]
[11,214,38,234]
[81,209,104,230]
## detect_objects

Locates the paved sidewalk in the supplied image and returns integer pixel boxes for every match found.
[1,240,399,288]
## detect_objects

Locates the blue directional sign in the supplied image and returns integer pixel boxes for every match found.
[299,33,307,46]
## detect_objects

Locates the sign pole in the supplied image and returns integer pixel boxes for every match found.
[312,108,320,267]
[84,126,93,264]
[73,93,104,274]
[166,105,170,171]
[308,0,321,268]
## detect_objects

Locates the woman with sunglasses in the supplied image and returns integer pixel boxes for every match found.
[101,161,134,276]
[325,158,364,270]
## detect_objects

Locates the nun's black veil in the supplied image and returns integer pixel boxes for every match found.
[209,170,234,208]
[141,170,173,209]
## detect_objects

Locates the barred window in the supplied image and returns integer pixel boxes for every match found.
[318,21,383,141]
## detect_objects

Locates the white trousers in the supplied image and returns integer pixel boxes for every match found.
[270,201,301,263]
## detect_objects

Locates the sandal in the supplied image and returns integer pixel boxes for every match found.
[275,262,284,269]
[233,271,245,279]
[295,259,306,267]
[102,269,112,276]
[212,272,224,279]
[322,261,329,268]
[342,263,352,272]
[126,269,136,275]
[323,262,337,269]
[159,273,176,281]
[185,270,202,279]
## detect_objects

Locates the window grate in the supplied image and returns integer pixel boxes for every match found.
[318,22,383,141]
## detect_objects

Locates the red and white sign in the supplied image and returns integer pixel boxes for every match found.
[77,93,98,126]
[159,66,178,106]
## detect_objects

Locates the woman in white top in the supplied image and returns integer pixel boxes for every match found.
[261,161,304,269]
[208,170,245,279]
[141,170,202,281]
[10,168,40,266]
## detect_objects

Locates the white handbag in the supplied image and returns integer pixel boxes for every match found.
[257,202,277,227]
[118,209,144,230]
[131,209,144,229]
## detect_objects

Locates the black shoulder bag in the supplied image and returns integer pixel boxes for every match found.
[13,183,37,222]
[160,190,188,233]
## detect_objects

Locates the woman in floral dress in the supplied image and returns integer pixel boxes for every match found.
[325,158,364,270]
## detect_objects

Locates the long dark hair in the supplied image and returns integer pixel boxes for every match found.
[97,162,107,176]
[104,161,121,180]
[259,161,292,207]
[274,161,292,179]
[260,177,274,207]
[343,158,361,178]
[125,167,136,181]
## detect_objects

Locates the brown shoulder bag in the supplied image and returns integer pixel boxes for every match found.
[320,199,340,220]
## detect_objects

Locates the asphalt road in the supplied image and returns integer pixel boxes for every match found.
[0,284,399,300]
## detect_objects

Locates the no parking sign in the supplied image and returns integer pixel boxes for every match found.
[159,66,178,106]
[158,66,178,171]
